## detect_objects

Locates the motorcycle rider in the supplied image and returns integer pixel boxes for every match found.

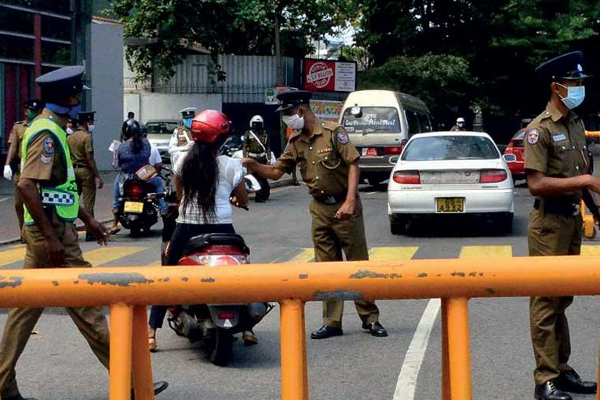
[243,115,271,202]
[450,117,466,131]
[109,124,168,234]
[147,110,259,350]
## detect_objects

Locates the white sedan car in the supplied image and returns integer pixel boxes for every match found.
[387,131,515,234]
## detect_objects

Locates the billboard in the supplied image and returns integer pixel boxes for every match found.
[302,59,357,92]
[310,100,343,122]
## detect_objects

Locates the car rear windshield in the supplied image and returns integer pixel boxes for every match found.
[146,122,178,134]
[512,130,525,147]
[402,135,500,161]
[341,107,401,134]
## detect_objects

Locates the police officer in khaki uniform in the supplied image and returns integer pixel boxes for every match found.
[169,107,195,166]
[244,90,388,339]
[244,115,271,202]
[524,51,599,400]
[3,100,44,240]
[68,111,104,242]
[0,66,168,400]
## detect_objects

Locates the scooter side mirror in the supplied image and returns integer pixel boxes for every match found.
[244,175,262,192]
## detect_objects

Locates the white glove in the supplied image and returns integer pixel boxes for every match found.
[3,165,12,181]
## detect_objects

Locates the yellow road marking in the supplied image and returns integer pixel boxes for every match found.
[83,246,146,266]
[581,245,600,256]
[369,247,419,261]
[459,246,513,259]
[287,248,315,263]
[0,246,26,267]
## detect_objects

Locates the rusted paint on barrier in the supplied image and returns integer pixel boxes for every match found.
[79,273,154,287]
[0,276,23,289]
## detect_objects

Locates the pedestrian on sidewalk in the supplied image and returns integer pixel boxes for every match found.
[67,111,104,242]
[244,115,271,202]
[0,65,168,400]
[524,51,599,400]
[243,90,388,340]
[3,99,43,242]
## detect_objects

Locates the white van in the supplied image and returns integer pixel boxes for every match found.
[339,90,433,185]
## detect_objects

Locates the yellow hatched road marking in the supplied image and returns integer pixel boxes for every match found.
[581,245,600,256]
[287,248,315,263]
[369,247,419,261]
[83,246,146,266]
[459,246,513,259]
[0,246,26,267]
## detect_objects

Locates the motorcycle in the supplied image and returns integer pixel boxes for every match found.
[165,174,271,366]
[119,167,175,238]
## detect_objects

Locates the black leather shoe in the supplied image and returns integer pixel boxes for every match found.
[132,381,169,399]
[362,321,388,337]
[3,395,38,400]
[555,370,597,394]
[310,326,343,340]
[535,380,572,400]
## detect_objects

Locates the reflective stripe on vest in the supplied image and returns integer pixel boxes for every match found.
[22,117,79,225]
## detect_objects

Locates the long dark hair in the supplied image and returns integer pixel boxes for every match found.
[180,141,221,223]
[124,124,144,154]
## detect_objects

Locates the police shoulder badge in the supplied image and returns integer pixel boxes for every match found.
[43,136,55,153]
[527,129,540,145]
[335,130,349,145]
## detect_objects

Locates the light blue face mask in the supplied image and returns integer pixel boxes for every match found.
[557,83,585,110]
[183,118,192,129]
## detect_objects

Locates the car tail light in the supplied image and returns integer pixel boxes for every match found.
[384,146,402,155]
[393,170,420,184]
[218,312,235,320]
[480,169,507,183]
[126,184,144,201]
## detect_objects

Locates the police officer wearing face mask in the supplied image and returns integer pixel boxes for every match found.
[3,99,43,241]
[243,90,387,339]
[169,107,195,166]
[67,111,104,242]
[450,117,466,131]
[524,51,600,400]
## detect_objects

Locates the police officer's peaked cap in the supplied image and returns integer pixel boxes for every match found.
[179,107,197,118]
[24,99,43,110]
[36,66,90,97]
[535,51,592,82]
[77,111,96,123]
[275,90,312,112]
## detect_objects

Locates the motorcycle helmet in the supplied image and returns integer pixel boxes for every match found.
[250,115,264,130]
[123,122,141,140]
[191,110,232,143]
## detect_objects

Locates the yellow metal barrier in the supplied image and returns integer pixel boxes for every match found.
[4,257,600,399]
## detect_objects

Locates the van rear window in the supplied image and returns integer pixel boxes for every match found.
[342,107,401,134]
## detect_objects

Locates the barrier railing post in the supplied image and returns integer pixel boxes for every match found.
[441,298,451,400]
[280,300,308,400]
[132,306,155,400]
[110,303,133,400]
[446,297,472,400]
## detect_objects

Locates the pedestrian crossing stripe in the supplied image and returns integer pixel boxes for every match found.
[369,247,418,260]
[459,246,513,258]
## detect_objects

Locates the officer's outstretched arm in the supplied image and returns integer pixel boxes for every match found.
[526,169,597,196]
[243,158,284,181]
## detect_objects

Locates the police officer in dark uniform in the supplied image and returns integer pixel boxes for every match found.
[0,66,168,400]
[243,90,388,339]
[524,51,600,400]
[244,115,271,202]
[3,100,43,240]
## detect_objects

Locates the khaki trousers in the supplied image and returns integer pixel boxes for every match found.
[528,208,581,385]
[310,198,379,328]
[0,213,109,398]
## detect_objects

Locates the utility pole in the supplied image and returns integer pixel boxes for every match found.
[274,7,284,86]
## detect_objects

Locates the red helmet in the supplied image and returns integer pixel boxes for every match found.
[190,110,232,143]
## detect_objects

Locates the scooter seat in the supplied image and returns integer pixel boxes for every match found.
[182,233,250,256]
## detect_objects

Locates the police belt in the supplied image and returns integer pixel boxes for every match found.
[313,193,347,205]
[247,152,266,158]
[534,198,581,216]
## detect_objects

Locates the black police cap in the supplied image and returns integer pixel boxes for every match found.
[77,111,96,122]
[24,99,43,110]
[275,90,312,112]
[535,51,592,82]
[36,66,90,98]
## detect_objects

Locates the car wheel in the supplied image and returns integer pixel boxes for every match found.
[390,215,406,235]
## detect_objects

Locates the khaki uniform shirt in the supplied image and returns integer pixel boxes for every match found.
[274,120,359,198]
[524,102,588,202]
[67,128,93,167]
[20,127,66,188]
[8,121,28,164]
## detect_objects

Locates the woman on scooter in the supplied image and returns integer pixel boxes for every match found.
[110,123,168,234]
[147,110,254,351]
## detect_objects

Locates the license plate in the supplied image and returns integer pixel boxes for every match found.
[436,198,465,213]
[362,147,378,157]
[124,201,144,213]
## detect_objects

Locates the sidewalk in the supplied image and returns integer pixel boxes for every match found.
[0,169,297,244]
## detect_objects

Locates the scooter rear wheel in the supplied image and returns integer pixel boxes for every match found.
[207,328,234,367]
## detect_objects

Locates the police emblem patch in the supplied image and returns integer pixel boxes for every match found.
[43,137,55,153]
[336,131,349,145]
[527,129,540,145]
